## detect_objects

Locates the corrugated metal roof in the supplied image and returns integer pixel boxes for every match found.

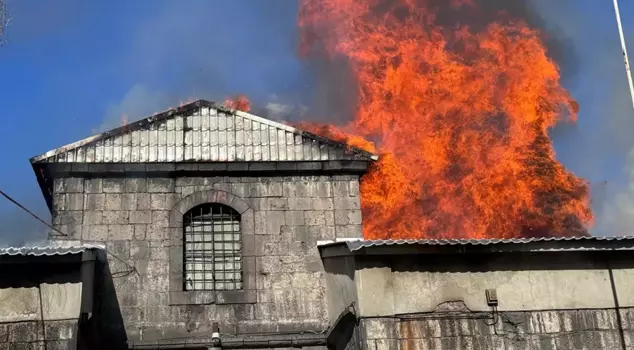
[345,236,634,250]
[30,100,378,164]
[0,244,101,257]
[318,236,634,253]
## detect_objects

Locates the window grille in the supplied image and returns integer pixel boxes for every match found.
[183,203,242,291]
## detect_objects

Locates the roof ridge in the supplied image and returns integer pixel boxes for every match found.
[30,99,378,163]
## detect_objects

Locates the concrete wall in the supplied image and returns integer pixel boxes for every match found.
[0,283,82,349]
[352,254,634,317]
[322,251,634,350]
[322,255,358,324]
[357,267,633,315]
[50,174,363,343]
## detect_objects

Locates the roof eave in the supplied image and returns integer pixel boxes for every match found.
[318,237,634,257]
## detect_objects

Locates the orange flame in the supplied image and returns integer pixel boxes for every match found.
[297,0,593,239]
[223,94,251,112]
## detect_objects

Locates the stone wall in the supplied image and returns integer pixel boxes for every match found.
[0,319,78,350]
[50,175,363,344]
[355,308,634,350]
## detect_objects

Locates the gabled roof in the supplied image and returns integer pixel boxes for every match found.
[30,100,378,164]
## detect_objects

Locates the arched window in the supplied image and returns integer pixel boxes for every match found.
[183,203,242,291]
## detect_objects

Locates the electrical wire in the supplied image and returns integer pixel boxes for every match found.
[0,189,68,237]
[0,188,138,277]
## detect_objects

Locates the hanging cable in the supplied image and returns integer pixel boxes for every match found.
[0,189,68,237]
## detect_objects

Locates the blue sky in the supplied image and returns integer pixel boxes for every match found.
[0,0,633,243]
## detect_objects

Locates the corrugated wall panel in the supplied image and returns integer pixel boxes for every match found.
[35,108,374,163]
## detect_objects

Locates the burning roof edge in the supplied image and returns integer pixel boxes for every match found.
[29,99,379,164]
[317,236,634,256]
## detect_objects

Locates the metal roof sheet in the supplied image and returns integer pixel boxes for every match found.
[30,100,378,164]
[318,236,634,253]
[0,244,101,257]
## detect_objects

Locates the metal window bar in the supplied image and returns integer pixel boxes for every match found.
[183,203,243,291]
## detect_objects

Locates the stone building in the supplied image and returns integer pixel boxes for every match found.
[22,98,634,350]
[29,100,377,349]
[318,237,634,350]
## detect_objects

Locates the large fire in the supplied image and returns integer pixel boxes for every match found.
[295,0,593,239]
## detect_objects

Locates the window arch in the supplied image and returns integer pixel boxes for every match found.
[183,203,242,291]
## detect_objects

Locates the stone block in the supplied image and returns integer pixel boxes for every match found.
[349,180,360,197]
[107,224,134,240]
[212,182,231,192]
[151,211,170,228]
[53,179,64,194]
[64,193,84,210]
[230,183,249,198]
[312,197,334,211]
[284,211,305,226]
[250,198,288,211]
[130,241,150,260]
[82,211,103,225]
[150,246,169,261]
[148,178,174,193]
[254,303,277,320]
[129,210,152,224]
[287,198,312,210]
[104,194,122,211]
[334,197,361,210]
[150,194,169,210]
[332,181,349,198]
[230,195,251,214]
[304,211,329,226]
[121,193,137,210]
[298,225,324,242]
[54,211,82,225]
[284,181,330,198]
[64,178,84,193]
[137,193,151,210]
[146,225,168,240]
[181,186,196,197]
[107,240,130,259]
[145,261,169,292]
[125,178,147,193]
[52,194,66,211]
[103,211,129,225]
[84,194,105,210]
[133,224,148,240]
[335,224,362,238]
[255,211,285,235]
[56,224,82,239]
[83,225,109,241]
[243,234,255,257]
[84,178,102,193]
[8,321,42,342]
[334,210,363,225]
[103,178,125,193]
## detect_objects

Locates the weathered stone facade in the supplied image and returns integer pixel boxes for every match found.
[319,240,634,350]
[0,319,79,350]
[354,308,634,350]
[50,174,363,346]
